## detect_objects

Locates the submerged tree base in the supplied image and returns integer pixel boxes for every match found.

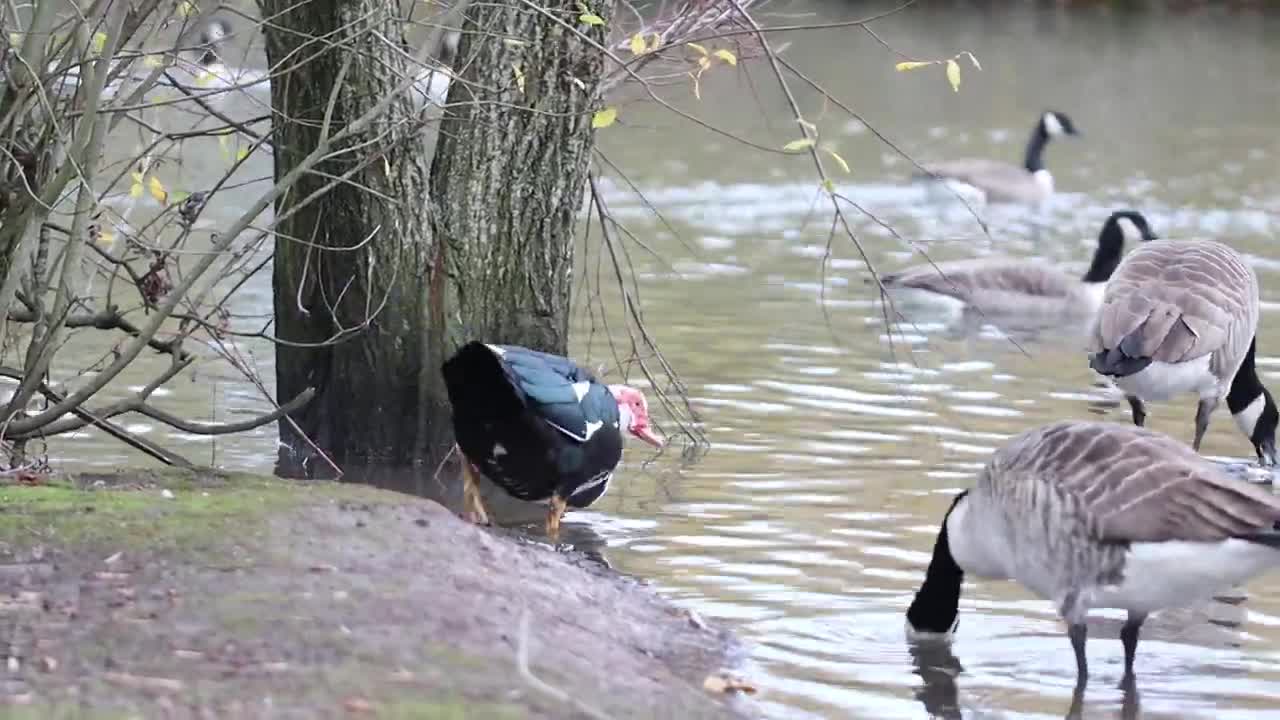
[0,470,749,719]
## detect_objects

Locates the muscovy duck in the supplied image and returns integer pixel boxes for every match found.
[441,341,664,538]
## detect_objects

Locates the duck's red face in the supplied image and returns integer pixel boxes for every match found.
[609,385,664,448]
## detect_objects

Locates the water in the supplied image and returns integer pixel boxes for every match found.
[33,2,1280,717]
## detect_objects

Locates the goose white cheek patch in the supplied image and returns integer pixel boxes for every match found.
[1043,112,1065,137]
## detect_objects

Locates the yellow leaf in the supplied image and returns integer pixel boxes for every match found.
[697,56,710,71]
[178,0,197,16]
[197,70,214,87]
[217,134,230,150]
[824,147,850,173]
[687,42,708,56]
[782,137,815,152]
[235,147,249,162]
[148,175,167,203]
[591,106,617,129]
[502,38,526,47]
[946,59,961,92]
[97,230,116,249]
[712,48,736,66]
[579,12,604,25]
[8,33,21,46]
[646,33,661,52]
[821,179,836,194]
[91,32,107,54]
[895,61,932,72]
[629,33,646,56]
[129,182,143,199]
[512,64,525,93]
[143,54,164,68]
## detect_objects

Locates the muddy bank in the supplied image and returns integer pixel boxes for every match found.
[0,470,751,719]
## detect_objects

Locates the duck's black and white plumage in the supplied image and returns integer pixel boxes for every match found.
[441,341,662,537]
[907,420,1280,684]
[1088,239,1278,465]
[878,210,1157,319]
[915,110,1081,206]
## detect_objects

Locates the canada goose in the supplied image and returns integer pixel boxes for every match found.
[915,110,1081,206]
[906,420,1280,683]
[1088,239,1278,466]
[876,210,1157,318]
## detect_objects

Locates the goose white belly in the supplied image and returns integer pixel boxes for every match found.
[1111,354,1219,402]
[1091,540,1280,615]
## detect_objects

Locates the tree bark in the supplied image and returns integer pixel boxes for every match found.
[431,0,613,355]
[259,0,440,478]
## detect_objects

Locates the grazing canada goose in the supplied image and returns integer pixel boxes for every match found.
[906,420,1280,684]
[915,110,1081,205]
[877,210,1157,318]
[1088,239,1278,465]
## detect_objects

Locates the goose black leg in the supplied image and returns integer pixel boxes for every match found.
[546,493,568,541]
[1126,396,1146,427]
[460,453,491,526]
[1193,396,1219,451]
[1068,623,1089,684]
[1120,613,1145,680]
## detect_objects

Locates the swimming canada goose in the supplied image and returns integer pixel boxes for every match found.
[906,420,1280,683]
[1088,239,1278,465]
[877,210,1157,317]
[915,110,1081,205]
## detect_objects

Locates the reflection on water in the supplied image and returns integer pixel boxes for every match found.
[37,2,1280,718]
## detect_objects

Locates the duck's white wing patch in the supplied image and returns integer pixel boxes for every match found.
[583,420,604,440]
[545,419,586,442]
[569,469,613,499]
[572,381,591,402]
[484,343,506,357]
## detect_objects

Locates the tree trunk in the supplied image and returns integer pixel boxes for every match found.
[259,0,441,479]
[431,0,613,354]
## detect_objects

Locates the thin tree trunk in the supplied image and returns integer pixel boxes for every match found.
[431,0,613,354]
[259,0,440,478]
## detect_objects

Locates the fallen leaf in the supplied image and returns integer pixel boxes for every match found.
[591,106,617,129]
[713,48,737,66]
[782,137,815,152]
[703,672,757,694]
[629,32,646,56]
[946,59,961,92]
[895,60,933,71]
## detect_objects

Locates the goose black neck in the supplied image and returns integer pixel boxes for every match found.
[1227,337,1266,414]
[1081,221,1126,283]
[907,491,967,634]
[1023,126,1050,173]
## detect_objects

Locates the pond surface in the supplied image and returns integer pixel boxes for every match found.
[40,2,1280,718]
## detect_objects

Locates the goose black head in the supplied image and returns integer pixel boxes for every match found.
[906,490,969,640]
[196,18,231,66]
[1229,337,1279,467]
[1083,210,1158,283]
[1041,110,1080,139]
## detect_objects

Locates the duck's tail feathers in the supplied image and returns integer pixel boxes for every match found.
[441,341,526,418]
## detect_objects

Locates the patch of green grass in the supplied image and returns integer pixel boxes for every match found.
[0,469,394,554]
[378,698,524,720]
